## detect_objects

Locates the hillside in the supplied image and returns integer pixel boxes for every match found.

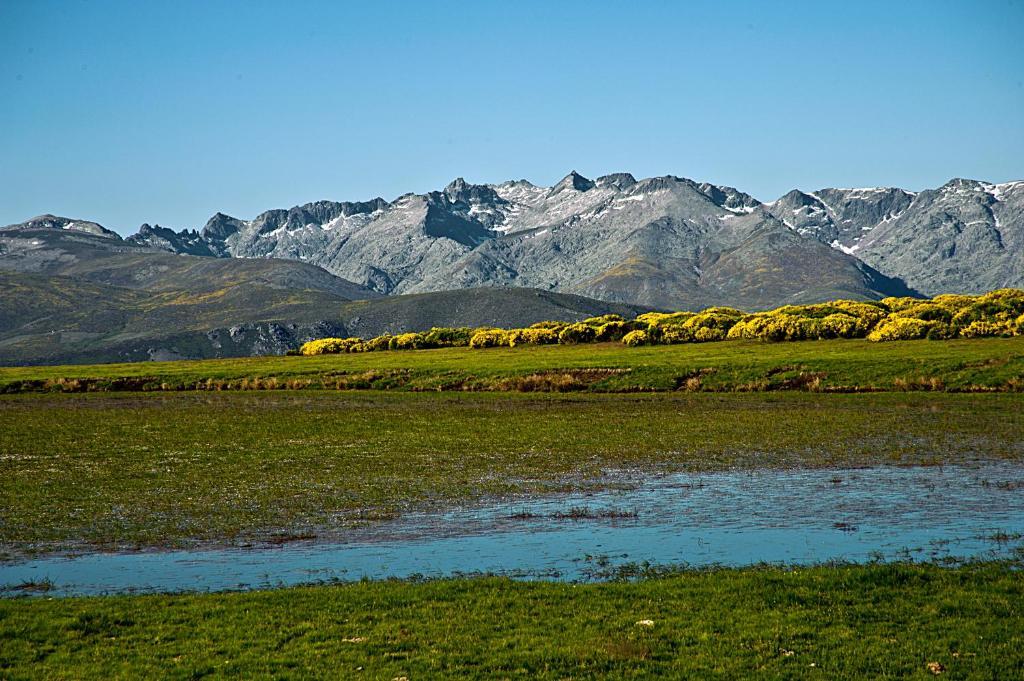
[0,231,652,365]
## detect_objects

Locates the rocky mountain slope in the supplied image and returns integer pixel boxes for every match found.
[98,173,1021,305]
[762,179,1024,294]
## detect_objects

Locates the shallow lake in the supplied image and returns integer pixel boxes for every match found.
[3,462,1023,596]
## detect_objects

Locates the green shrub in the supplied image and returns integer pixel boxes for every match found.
[421,327,474,348]
[926,323,956,341]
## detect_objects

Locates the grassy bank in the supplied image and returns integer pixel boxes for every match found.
[2,563,1022,678]
[1,337,1024,393]
[2,392,1021,556]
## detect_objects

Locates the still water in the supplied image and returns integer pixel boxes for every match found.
[3,462,1022,596]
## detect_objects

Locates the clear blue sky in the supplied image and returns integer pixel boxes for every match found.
[2,0,1022,235]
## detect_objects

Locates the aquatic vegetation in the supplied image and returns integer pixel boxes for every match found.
[2,391,1022,554]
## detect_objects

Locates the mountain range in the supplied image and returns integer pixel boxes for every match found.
[109,172,1024,304]
[2,172,1021,364]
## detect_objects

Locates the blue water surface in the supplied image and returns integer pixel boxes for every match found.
[3,462,1022,596]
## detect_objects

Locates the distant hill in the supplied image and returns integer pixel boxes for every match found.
[0,228,652,365]
[0,226,376,299]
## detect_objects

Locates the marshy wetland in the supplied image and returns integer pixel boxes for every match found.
[4,461,1023,596]
[2,339,1023,678]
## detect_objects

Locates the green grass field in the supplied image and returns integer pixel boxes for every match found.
[2,336,1024,393]
[2,563,1022,679]
[2,391,1022,556]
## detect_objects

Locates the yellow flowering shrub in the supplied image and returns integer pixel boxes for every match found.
[881,296,922,313]
[659,327,692,344]
[638,311,695,327]
[693,326,726,342]
[622,329,650,346]
[298,289,1023,355]
[362,334,392,352]
[299,337,363,355]
[529,321,566,330]
[867,317,934,341]
[681,311,741,335]
[389,333,423,350]
[959,320,1009,338]
[581,314,624,327]
[595,320,641,342]
[558,323,597,344]
[931,293,977,311]
[892,303,953,323]
[815,313,860,339]
[508,328,559,346]
[468,329,510,349]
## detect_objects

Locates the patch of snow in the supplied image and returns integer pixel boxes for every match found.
[807,192,835,217]
[833,187,892,195]
[829,239,859,255]
[987,181,1023,201]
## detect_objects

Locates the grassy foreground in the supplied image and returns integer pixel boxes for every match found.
[2,391,1022,556]
[1,563,1022,679]
[1,337,1024,393]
